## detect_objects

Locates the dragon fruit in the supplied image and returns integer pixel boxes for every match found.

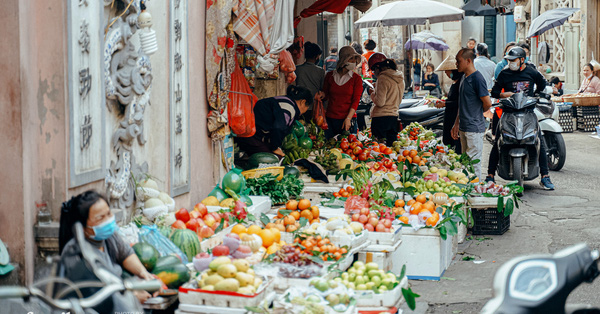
[232,200,248,220]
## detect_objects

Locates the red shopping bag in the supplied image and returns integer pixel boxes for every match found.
[227,63,258,137]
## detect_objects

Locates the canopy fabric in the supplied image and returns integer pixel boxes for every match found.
[405,31,448,51]
[527,7,579,38]
[233,0,276,56]
[299,0,352,18]
[461,0,497,16]
[354,0,464,28]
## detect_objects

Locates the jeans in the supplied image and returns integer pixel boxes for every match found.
[325,117,357,139]
[371,116,399,147]
[459,131,484,181]
[487,130,550,177]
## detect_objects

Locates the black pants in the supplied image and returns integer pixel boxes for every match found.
[234,134,272,155]
[442,107,462,154]
[488,127,549,177]
[325,117,357,139]
[371,116,399,147]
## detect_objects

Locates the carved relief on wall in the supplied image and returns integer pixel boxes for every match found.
[103,1,152,210]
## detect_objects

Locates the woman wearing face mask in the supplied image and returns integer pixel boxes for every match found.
[433,56,462,153]
[59,191,155,310]
[367,53,405,146]
[318,46,363,138]
[578,63,600,94]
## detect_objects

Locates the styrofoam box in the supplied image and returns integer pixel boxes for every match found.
[206,195,271,216]
[354,276,408,308]
[302,184,343,204]
[364,225,402,252]
[467,195,509,209]
[396,228,455,280]
[178,277,273,308]
[177,292,277,314]
[199,225,234,251]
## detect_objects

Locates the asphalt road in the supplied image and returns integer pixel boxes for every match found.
[405,131,600,314]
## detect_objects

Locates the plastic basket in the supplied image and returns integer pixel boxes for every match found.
[471,208,510,235]
[241,166,284,180]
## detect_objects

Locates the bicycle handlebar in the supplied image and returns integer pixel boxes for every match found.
[0,286,29,298]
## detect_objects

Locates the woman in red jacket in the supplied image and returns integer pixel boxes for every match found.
[318,46,363,138]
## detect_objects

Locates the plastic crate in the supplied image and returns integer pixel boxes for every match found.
[241,166,284,180]
[471,208,510,235]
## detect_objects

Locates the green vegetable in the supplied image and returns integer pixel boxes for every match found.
[298,136,313,150]
[222,168,246,194]
[246,174,304,205]
[152,263,191,289]
[246,152,280,170]
[283,166,300,178]
[133,242,159,272]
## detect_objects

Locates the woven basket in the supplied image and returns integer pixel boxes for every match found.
[573,96,600,106]
[242,166,284,180]
[350,0,372,13]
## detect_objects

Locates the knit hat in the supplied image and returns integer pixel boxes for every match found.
[337,46,361,71]
[435,55,457,71]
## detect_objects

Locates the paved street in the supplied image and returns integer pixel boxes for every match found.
[406,131,600,313]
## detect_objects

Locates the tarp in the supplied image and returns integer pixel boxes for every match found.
[295,0,352,27]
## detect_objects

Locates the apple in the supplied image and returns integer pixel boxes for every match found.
[189,210,201,219]
[365,224,375,232]
[368,217,379,227]
[199,226,214,238]
[204,216,216,227]
[358,215,368,224]
[359,208,369,216]
[375,223,386,232]
[368,212,378,219]
[351,213,360,221]
[193,203,208,217]
[383,219,392,228]
[212,245,230,257]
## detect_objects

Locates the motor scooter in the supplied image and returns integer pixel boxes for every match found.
[0,222,161,314]
[397,98,445,136]
[481,243,600,314]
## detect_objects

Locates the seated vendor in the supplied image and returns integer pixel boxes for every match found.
[59,190,156,311]
[578,63,600,94]
[235,85,311,157]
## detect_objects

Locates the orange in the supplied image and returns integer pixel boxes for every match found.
[409,150,418,158]
[286,200,298,211]
[265,222,276,229]
[415,194,427,204]
[283,215,296,226]
[402,150,409,157]
[312,218,320,223]
[298,199,311,210]
[266,243,280,255]
[290,211,300,220]
[286,225,297,232]
[409,203,422,215]
[412,156,421,164]
[399,216,409,224]
[275,224,285,231]
[419,160,426,166]
[300,209,314,221]
[407,199,416,206]
[422,202,435,214]
[247,225,262,235]
[270,228,281,242]
[419,208,431,216]
[406,156,412,164]
[259,229,275,247]
[394,199,405,208]
[231,224,247,235]
[423,152,433,157]
[397,156,405,162]
[426,215,439,226]
[310,206,320,219]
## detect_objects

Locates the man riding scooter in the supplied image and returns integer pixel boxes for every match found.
[487,47,555,190]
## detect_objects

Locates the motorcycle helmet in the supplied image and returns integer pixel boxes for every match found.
[505,47,527,61]
[368,52,387,69]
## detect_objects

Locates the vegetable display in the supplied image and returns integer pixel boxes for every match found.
[246,174,304,205]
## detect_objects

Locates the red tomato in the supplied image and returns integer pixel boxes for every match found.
[379,144,387,152]
[358,152,368,161]
[351,154,357,160]
[348,134,357,142]
[353,147,363,155]
[349,142,359,150]
[175,208,190,223]
[340,142,349,150]
[372,146,380,153]
[193,203,208,217]
[185,218,201,232]
[383,158,394,169]
[372,162,381,170]
[172,220,186,229]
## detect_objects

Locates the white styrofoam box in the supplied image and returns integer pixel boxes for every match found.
[364,225,402,252]
[467,195,509,209]
[178,276,273,308]
[331,230,368,249]
[317,205,346,220]
[205,195,271,216]
[357,251,393,272]
[302,184,342,204]
[177,292,277,314]
[395,227,455,280]
[199,225,234,251]
[354,276,408,308]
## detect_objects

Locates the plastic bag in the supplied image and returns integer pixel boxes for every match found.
[138,225,188,263]
[279,50,296,73]
[118,223,140,246]
[228,63,258,137]
[285,71,297,84]
[344,195,370,215]
[312,96,328,130]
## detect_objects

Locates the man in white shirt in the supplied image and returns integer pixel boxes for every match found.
[473,43,496,90]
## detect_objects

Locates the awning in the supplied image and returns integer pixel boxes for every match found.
[294,0,352,27]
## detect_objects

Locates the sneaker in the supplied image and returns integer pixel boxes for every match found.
[540,176,555,190]
[485,175,495,183]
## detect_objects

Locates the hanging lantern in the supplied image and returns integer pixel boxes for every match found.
[138,10,158,55]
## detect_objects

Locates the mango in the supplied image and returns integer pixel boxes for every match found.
[214,278,240,292]
[233,259,250,272]
[201,196,220,206]
[209,256,232,271]
[216,264,237,278]
[204,274,224,286]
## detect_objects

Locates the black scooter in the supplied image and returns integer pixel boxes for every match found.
[481,243,600,314]
[494,92,543,188]
[397,98,445,136]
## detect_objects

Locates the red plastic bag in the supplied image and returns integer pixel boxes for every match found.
[344,195,369,215]
[285,71,296,84]
[279,50,296,73]
[312,96,328,130]
[228,63,258,137]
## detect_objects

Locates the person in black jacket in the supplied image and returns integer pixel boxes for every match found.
[235,85,311,157]
[434,56,462,153]
[486,47,555,190]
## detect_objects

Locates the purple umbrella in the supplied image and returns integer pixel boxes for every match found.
[404,31,449,51]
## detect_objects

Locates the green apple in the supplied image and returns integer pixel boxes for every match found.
[315,280,329,292]
[348,268,357,275]
[342,280,349,287]
[353,261,365,269]
[371,275,382,287]
[348,273,356,282]
[328,280,339,289]
[365,282,375,290]
[334,277,342,282]
[307,295,321,303]
[339,293,350,305]
[356,269,365,277]
[378,285,388,292]
[326,294,340,306]
[347,282,355,290]
[367,270,380,278]
[355,276,366,286]
[381,278,394,290]
[341,273,349,280]
[366,262,380,271]
[356,284,367,290]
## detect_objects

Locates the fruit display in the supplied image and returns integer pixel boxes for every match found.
[348,207,395,233]
[246,174,304,205]
[292,234,348,261]
[231,223,285,255]
[151,258,191,289]
[273,199,320,229]
[268,244,324,278]
[396,122,436,142]
[169,228,202,261]
[276,281,355,313]
[194,256,264,295]
[405,177,466,196]
[332,261,400,293]
[472,181,514,196]
[304,216,364,239]
[169,204,229,241]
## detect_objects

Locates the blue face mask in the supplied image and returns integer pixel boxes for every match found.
[525,57,530,62]
[90,216,118,241]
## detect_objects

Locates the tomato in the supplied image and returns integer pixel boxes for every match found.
[172,220,186,229]
[372,162,381,170]
[351,154,357,160]
[185,218,201,232]
[349,142,359,150]
[340,142,349,150]
[358,152,368,161]
[353,147,363,155]
[357,142,363,148]
[348,134,357,142]
[371,146,380,153]
[383,158,394,169]
[383,147,394,155]
[175,208,190,223]
[333,192,340,198]
[379,144,387,152]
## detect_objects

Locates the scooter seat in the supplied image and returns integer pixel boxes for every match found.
[398,99,422,110]
[398,107,444,121]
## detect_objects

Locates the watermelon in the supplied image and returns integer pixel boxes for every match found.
[246,152,279,170]
[283,166,300,178]
[298,136,313,150]
[155,255,183,269]
[292,121,305,138]
[158,226,173,239]
[132,242,159,272]
[151,262,191,289]
[169,229,201,262]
